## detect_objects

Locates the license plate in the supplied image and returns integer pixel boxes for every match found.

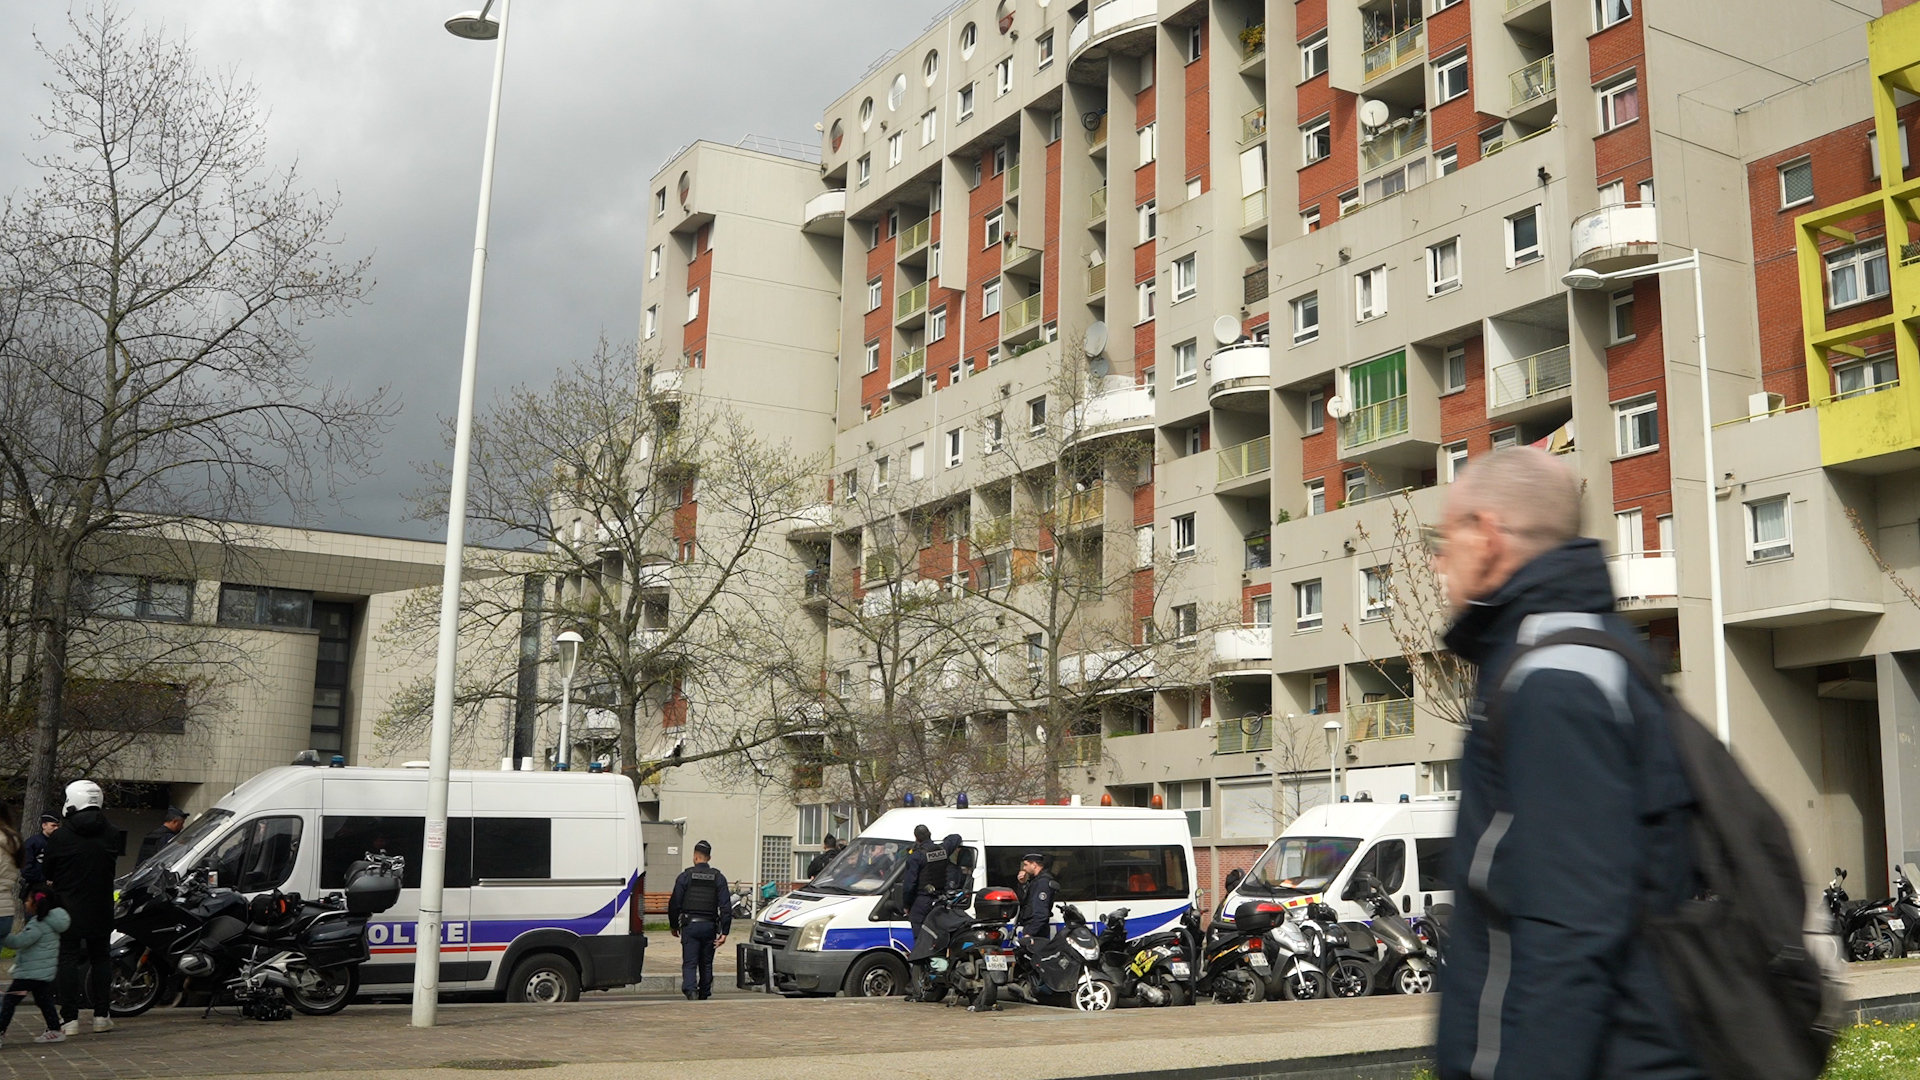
[985,954,1010,971]
[1169,961,1190,976]
[1248,954,1270,971]
[1892,919,1908,932]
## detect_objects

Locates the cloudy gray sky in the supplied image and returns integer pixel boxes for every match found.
[0,1,937,540]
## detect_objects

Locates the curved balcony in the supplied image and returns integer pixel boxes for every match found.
[1570,201,1659,274]
[788,503,834,540]
[802,190,845,237]
[1069,0,1159,65]
[1072,379,1155,439]
[1207,342,1270,403]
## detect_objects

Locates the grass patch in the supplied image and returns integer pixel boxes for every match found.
[1825,1021,1920,1079]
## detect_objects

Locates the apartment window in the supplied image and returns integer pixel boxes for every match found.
[960,21,978,57]
[1506,207,1541,265]
[1778,157,1813,208]
[1480,126,1505,156]
[1338,190,1360,217]
[1594,0,1631,30]
[949,362,963,385]
[1171,604,1199,646]
[888,132,904,166]
[885,209,899,238]
[858,154,872,187]
[1295,580,1324,632]
[921,109,938,146]
[644,305,658,339]
[1640,179,1657,203]
[1442,345,1467,392]
[1491,427,1518,450]
[1598,76,1639,132]
[1046,110,1065,143]
[929,305,948,342]
[864,340,880,373]
[1307,479,1326,516]
[648,246,662,279]
[908,442,926,481]
[1172,255,1198,302]
[1138,200,1158,240]
[1746,496,1792,561]
[1251,595,1273,628]
[1344,467,1368,505]
[82,574,193,622]
[1301,31,1328,81]
[866,277,884,312]
[967,159,982,188]
[1306,389,1325,433]
[1138,122,1158,164]
[1614,393,1659,456]
[1310,672,1331,714]
[985,413,1005,452]
[1037,30,1055,68]
[982,277,1002,316]
[1187,25,1204,63]
[984,209,1004,248]
[924,48,940,85]
[1610,288,1636,343]
[1827,242,1890,308]
[1427,238,1461,294]
[1659,513,1675,556]
[1355,266,1387,321]
[929,241,942,277]
[1434,52,1469,103]
[1868,128,1912,179]
[1436,146,1458,176]
[874,456,891,490]
[1292,292,1320,344]
[1172,514,1197,558]
[996,57,1013,95]
[993,144,1008,176]
[945,428,964,468]
[1361,567,1391,621]
[655,189,667,217]
[1135,524,1155,568]
[986,346,1001,367]
[1444,441,1469,482]
[1835,353,1899,399]
[1184,426,1204,455]
[1137,280,1157,323]
[1616,508,1645,557]
[1174,339,1199,386]
[685,287,700,323]
[1302,207,1322,233]
[218,585,312,628]
[951,85,974,127]
[840,468,859,500]
[1303,119,1332,164]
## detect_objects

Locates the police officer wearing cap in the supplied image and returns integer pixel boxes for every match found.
[667,840,731,1000]
[1016,853,1057,942]
[899,824,949,933]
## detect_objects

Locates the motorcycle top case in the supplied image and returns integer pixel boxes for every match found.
[974,887,1019,923]
[1232,900,1288,934]
[343,865,401,916]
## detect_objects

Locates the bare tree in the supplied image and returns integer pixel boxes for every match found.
[0,6,388,813]
[1342,482,1475,730]
[379,340,824,793]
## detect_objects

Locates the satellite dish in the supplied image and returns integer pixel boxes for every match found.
[1084,321,1109,357]
[1327,395,1352,420]
[1089,356,1111,378]
[1212,315,1242,346]
[1358,99,1390,131]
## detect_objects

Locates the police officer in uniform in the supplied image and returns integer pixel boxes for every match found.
[1016,853,1057,942]
[805,834,841,879]
[667,840,731,1000]
[899,824,949,933]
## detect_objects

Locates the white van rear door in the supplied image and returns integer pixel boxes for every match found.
[320,776,473,993]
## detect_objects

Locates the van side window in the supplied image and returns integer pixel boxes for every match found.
[474,819,552,881]
[320,816,474,890]
[1415,836,1452,892]
[204,816,303,892]
[984,846,1096,901]
[1096,846,1189,899]
[1352,838,1407,894]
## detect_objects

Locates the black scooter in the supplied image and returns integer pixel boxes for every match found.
[1891,865,1920,958]
[906,882,1020,1011]
[1094,907,1194,1007]
[1302,901,1378,999]
[1007,904,1119,1011]
[1826,867,1902,962]
[1193,900,1282,1004]
[1343,872,1436,995]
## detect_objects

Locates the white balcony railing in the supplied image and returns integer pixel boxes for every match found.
[1609,552,1678,601]
[1570,201,1659,272]
[1215,627,1273,664]
[1075,382,1155,433]
[1208,341,1270,395]
[801,189,846,233]
[1363,22,1424,81]
[1489,345,1572,408]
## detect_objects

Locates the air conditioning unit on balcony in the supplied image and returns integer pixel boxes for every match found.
[1747,391,1784,422]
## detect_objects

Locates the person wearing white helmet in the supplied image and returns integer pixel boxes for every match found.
[43,781,122,1035]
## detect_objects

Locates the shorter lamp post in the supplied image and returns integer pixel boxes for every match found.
[1322,719,1343,808]
[555,630,583,771]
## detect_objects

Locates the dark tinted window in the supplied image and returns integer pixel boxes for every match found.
[320,816,473,889]
[1415,836,1453,892]
[201,816,303,892]
[1352,838,1406,894]
[984,847,1096,902]
[473,819,551,881]
[1095,846,1188,899]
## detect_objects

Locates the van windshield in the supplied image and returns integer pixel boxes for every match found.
[120,808,234,886]
[1240,836,1360,896]
[806,837,906,895]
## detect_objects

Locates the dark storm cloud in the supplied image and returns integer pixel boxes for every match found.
[0,1,937,538]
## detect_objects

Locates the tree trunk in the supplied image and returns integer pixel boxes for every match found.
[24,566,70,819]
[617,697,641,794]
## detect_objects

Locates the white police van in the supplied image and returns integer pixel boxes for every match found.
[136,764,646,1002]
[1217,797,1457,925]
[739,804,1195,997]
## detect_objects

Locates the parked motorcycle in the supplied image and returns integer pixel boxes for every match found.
[1342,872,1436,995]
[1890,865,1920,958]
[1409,903,1451,973]
[1007,903,1119,1011]
[730,880,778,921]
[1826,867,1903,962]
[112,853,402,1019]
[1094,907,1194,1007]
[906,883,1020,1011]
[1193,900,1282,1004]
[1301,901,1378,999]
[1262,908,1330,1001]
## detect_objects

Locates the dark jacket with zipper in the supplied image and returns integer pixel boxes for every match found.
[1435,539,1704,1080]
[42,806,122,936]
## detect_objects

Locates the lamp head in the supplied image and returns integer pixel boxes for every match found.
[555,629,584,678]
[445,7,500,40]
[1561,268,1608,290]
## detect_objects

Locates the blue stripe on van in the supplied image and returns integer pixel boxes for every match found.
[818,903,1190,952]
[461,872,637,944]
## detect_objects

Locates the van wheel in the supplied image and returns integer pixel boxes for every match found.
[845,953,908,997]
[506,954,581,1003]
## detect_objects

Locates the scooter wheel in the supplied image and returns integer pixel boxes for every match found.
[1072,974,1116,1012]
[1330,958,1372,998]
[1284,967,1329,1001]
[1393,960,1435,995]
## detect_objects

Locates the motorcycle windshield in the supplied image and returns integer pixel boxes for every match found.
[1240,837,1360,897]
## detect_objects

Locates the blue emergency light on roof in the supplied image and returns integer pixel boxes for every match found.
[329,755,345,768]
[903,792,916,807]
[1339,795,1350,803]
[1399,793,1410,803]
[955,792,969,809]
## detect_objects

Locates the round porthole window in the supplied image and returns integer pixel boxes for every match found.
[829,118,845,153]
[923,49,940,86]
[960,22,978,59]
[677,171,690,208]
[859,96,874,131]
[888,73,907,111]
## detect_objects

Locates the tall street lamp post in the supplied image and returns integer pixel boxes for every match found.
[555,630,583,770]
[1563,252,1728,743]
[414,0,511,1029]
[1323,719,1343,808]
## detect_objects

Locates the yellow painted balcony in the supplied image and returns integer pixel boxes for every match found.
[892,346,926,384]
[1349,699,1414,741]
[1005,162,1021,197]
[1217,436,1273,483]
[1363,23,1423,81]
[896,217,931,256]
[1060,484,1105,530]
[895,281,928,322]
[1339,396,1410,451]
[1088,262,1107,296]
[1242,189,1268,228]
[1510,55,1555,109]
[1090,186,1108,222]
[1361,122,1427,171]
[1001,292,1043,335]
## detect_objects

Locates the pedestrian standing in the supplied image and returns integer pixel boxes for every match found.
[1431,448,1701,1080]
[0,890,69,1046]
[135,807,185,868]
[899,824,948,934]
[806,834,842,879]
[44,781,121,1036]
[20,817,56,896]
[1016,854,1057,943]
[666,840,730,1001]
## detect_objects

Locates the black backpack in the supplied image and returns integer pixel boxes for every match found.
[1483,628,1842,1080]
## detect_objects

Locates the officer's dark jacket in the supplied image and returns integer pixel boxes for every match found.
[1020,870,1057,938]
[136,824,177,867]
[21,831,48,886]
[806,846,838,879]
[1435,538,1702,1080]
[667,862,732,935]
[902,841,949,897]
[44,807,121,935]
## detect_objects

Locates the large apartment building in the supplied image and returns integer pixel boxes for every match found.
[642,0,1920,901]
